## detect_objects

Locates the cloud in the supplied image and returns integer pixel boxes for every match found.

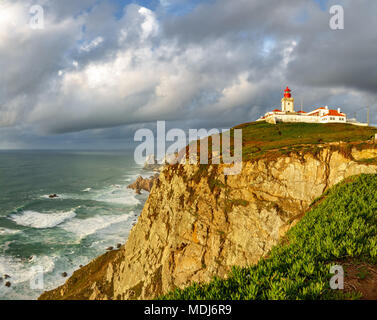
[0,0,377,148]
[80,36,104,52]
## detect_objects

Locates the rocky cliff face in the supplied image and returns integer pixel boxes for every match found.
[39,144,377,300]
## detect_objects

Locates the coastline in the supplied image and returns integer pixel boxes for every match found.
[0,150,148,300]
[38,167,161,300]
[38,134,377,300]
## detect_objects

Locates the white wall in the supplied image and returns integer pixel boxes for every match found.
[321,116,346,123]
[265,114,347,124]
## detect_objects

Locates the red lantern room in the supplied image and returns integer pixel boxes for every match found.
[284,86,291,98]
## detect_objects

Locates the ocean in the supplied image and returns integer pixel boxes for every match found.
[0,150,148,300]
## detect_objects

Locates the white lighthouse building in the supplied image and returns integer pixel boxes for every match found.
[281,87,295,113]
[257,87,366,125]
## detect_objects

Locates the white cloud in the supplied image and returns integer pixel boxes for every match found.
[80,36,104,52]
[1,0,377,148]
[138,7,159,40]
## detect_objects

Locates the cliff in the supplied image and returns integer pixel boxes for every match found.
[162,173,377,300]
[39,140,377,300]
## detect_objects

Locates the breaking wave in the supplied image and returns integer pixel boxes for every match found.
[60,212,134,239]
[9,210,77,229]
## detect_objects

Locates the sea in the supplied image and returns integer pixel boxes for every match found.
[0,150,149,300]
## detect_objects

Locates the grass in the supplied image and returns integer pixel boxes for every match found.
[225,122,377,161]
[356,267,369,280]
[161,174,377,300]
[178,122,377,166]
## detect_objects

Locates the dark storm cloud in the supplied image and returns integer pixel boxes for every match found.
[163,0,305,43]
[287,0,377,93]
[0,0,376,149]
[163,0,377,94]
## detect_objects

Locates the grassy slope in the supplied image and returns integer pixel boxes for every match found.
[230,122,377,161]
[162,174,377,300]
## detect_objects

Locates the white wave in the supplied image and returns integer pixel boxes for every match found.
[0,254,55,285]
[60,212,133,239]
[39,184,140,206]
[101,195,140,205]
[9,210,76,229]
[93,185,140,206]
[0,252,89,300]
[0,228,20,236]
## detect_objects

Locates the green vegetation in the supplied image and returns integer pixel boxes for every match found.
[208,179,226,192]
[228,122,377,161]
[356,267,369,280]
[161,174,377,300]
[225,198,249,209]
[181,122,377,165]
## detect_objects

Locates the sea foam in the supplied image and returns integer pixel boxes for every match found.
[0,254,55,285]
[9,210,76,229]
[92,184,140,206]
[60,213,133,239]
[0,228,20,235]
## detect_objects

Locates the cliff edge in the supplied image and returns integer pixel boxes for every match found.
[39,123,377,300]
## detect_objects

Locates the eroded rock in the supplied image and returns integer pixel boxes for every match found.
[39,145,377,300]
[127,174,159,194]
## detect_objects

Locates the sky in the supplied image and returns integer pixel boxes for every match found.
[0,0,376,149]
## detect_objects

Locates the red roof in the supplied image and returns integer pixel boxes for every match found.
[307,107,326,114]
[273,109,281,112]
[297,111,306,113]
[321,110,345,117]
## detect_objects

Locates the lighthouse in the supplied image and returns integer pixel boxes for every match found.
[281,87,294,113]
[256,87,357,125]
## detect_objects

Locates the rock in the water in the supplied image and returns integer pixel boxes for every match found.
[62,272,68,278]
[106,247,114,251]
[116,243,122,249]
[127,174,159,194]
[5,282,11,287]
[4,274,10,279]
[49,194,58,199]
[79,265,83,268]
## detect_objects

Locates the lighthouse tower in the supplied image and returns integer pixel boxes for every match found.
[281,87,294,113]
